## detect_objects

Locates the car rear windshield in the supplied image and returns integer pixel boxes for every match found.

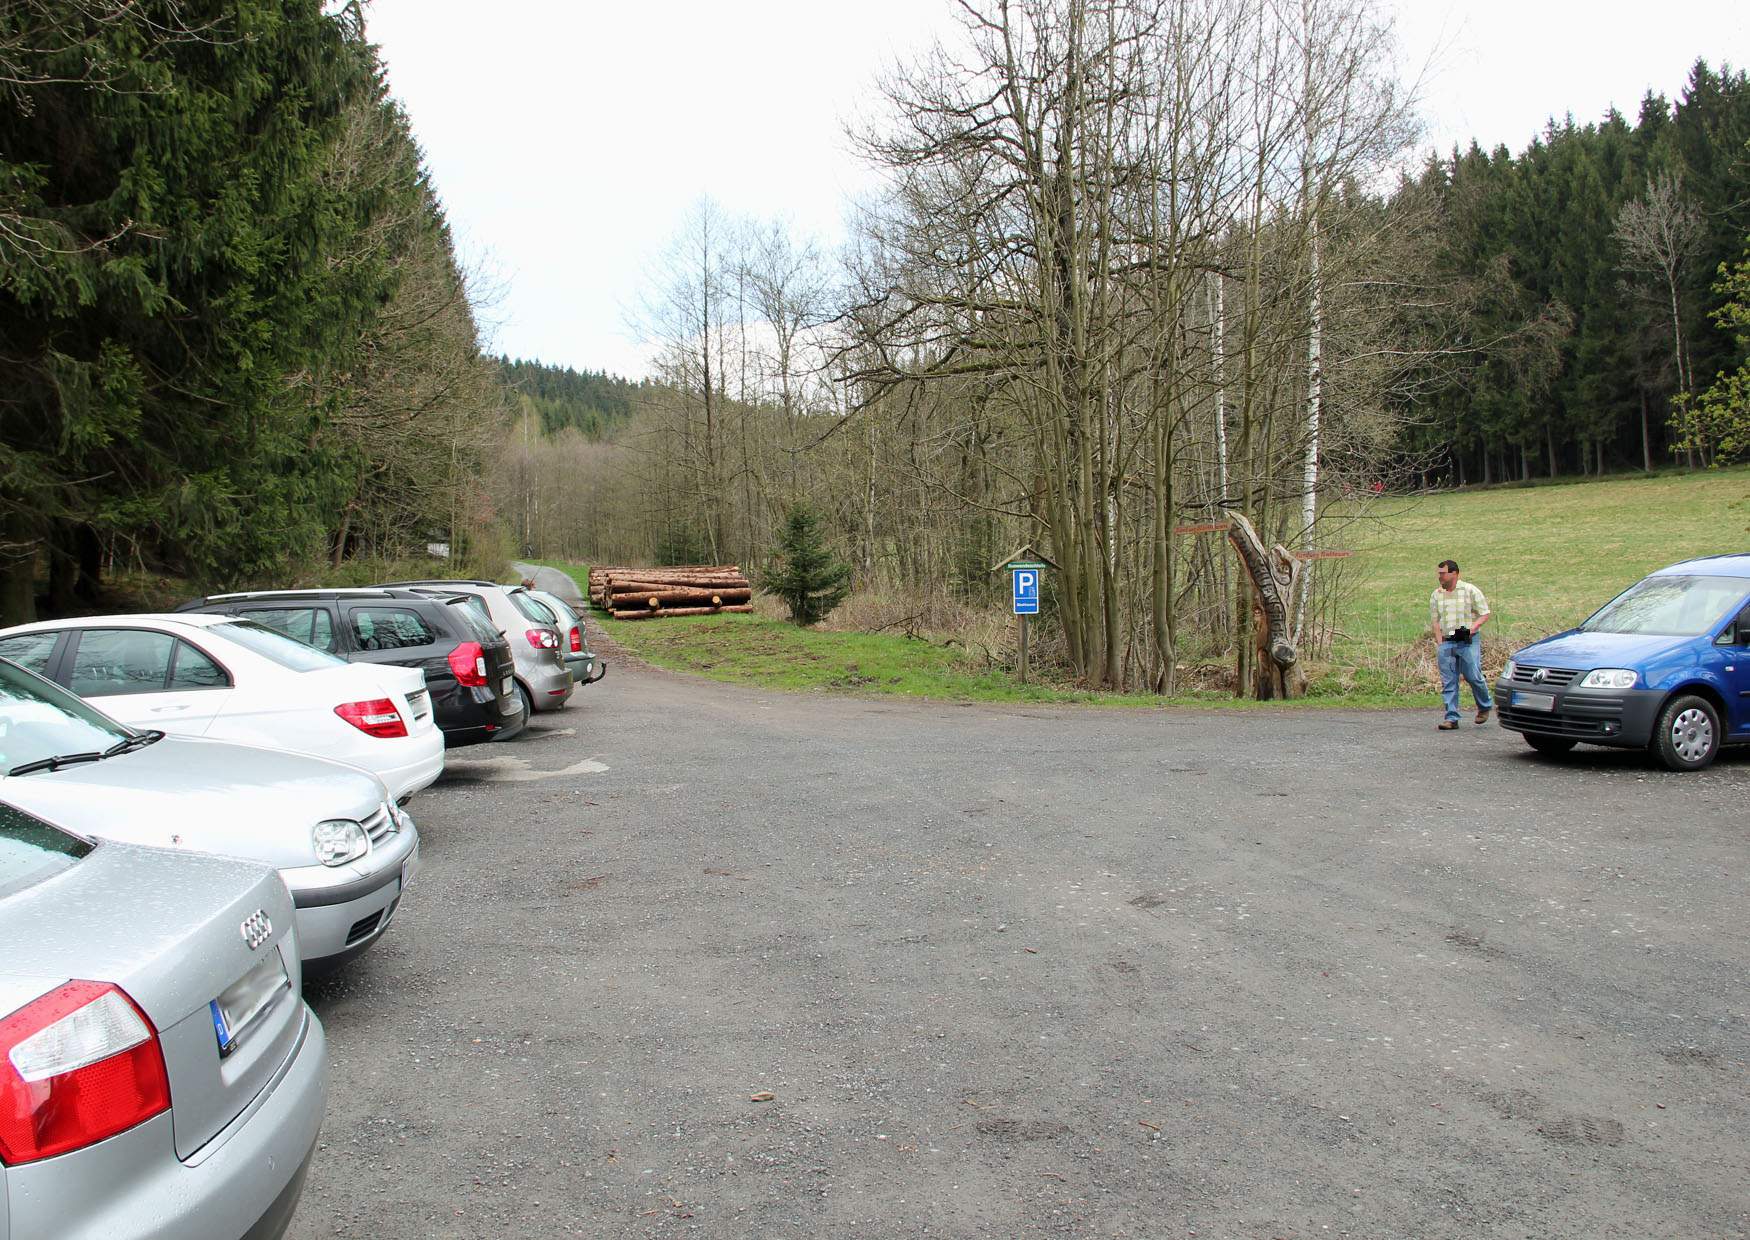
[1579,574,1750,636]
[210,620,349,672]
[455,593,489,620]
[0,802,90,901]
[509,590,557,626]
[445,599,502,645]
[534,592,577,626]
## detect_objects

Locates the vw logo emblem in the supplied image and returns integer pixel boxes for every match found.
[240,911,272,951]
[1531,668,1548,685]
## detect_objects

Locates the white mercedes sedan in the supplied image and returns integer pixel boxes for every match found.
[0,613,443,803]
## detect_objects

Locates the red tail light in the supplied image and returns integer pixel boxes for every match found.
[447,641,488,687]
[0,981,171,1164]
[568,625,582,653]
[334,698,408,739]
[525,628,558,650]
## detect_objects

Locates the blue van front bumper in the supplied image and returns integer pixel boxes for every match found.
[1494,679,1665,747]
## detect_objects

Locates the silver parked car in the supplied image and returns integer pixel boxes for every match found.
[378,580,574,716]
[0,657,418,975]
[0,799,327,1239]
[524,587,606,688]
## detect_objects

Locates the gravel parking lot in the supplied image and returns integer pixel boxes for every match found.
[291,660,1749,1240]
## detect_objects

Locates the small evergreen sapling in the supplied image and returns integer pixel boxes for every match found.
[760,504,850,625]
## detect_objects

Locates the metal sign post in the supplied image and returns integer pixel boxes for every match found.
[991,546,1056,688]
[1010,562,1042,684]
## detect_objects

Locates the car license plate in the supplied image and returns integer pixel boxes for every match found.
[1512,691,1555,712]
[210,951,290,1058]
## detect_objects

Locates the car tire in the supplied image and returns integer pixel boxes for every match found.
[1652,694,1721,772]
[1524,734,1577,757]
[516,681,534,722]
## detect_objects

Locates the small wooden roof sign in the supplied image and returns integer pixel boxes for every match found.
[990,544,1060,573]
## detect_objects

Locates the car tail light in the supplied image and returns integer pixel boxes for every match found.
[0,981,171,1164]
[447,641,488,687]
[525,628,558,650]
[568,625,582,653]
[334,698,408,739]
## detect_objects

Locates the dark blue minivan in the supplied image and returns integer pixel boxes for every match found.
[1495,554,1750,771]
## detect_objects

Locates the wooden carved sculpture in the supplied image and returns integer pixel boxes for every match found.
[1225,512,1301,699]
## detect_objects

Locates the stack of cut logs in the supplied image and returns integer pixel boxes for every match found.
[587,565,754,621]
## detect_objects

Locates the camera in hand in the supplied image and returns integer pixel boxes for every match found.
[1451,626,1472,643]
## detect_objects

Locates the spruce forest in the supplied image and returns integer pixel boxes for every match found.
[1,1,505,622]
[4,1,1748,697]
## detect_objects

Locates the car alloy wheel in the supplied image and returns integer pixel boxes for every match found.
[1670,709,1712,762]
[1653,694,1720,772]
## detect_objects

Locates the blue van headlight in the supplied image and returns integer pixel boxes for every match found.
[1503,659,1518,680]
[1579,668,1638,690]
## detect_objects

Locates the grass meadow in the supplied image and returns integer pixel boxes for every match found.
[1337,468,1750,654]
[550,466,1750,708]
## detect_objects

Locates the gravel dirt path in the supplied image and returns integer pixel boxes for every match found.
[291,659,1749,1239]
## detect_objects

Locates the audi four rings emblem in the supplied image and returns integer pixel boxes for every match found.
[240,911,272,951]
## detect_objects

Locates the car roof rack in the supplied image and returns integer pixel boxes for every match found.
[376,579,503,590]
[179,587,435,606]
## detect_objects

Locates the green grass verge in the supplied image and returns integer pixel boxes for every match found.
[538,559,1431,709]
[1340,467,1750,656]
[541,470,1748,709]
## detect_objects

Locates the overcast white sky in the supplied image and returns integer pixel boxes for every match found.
[364,0,1747,380]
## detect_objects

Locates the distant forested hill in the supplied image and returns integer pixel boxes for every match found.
[1399,59,1750,483]
[498,357,649,438]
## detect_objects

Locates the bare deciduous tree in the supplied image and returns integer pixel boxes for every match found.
[1614,171,1705,464]
[519,0,1440,701]
[830,0,1419,694]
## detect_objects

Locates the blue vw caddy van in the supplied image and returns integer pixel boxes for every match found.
[1495,554,1750,771]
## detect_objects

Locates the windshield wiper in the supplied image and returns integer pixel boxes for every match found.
[5,729,160,776]
[8,751,104,777]
[102,730,165,759]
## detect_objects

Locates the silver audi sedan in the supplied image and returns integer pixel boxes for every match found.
[0,656,419,976]
[0,799,326,1239]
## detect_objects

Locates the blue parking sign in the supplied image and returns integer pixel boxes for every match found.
[1012,567,1039,615]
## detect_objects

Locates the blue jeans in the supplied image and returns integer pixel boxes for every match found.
[1439,638,1493,721]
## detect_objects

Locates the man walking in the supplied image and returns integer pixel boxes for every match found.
[1430,558,1493,730]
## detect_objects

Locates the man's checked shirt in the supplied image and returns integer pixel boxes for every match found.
[1431,581,1489,638]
